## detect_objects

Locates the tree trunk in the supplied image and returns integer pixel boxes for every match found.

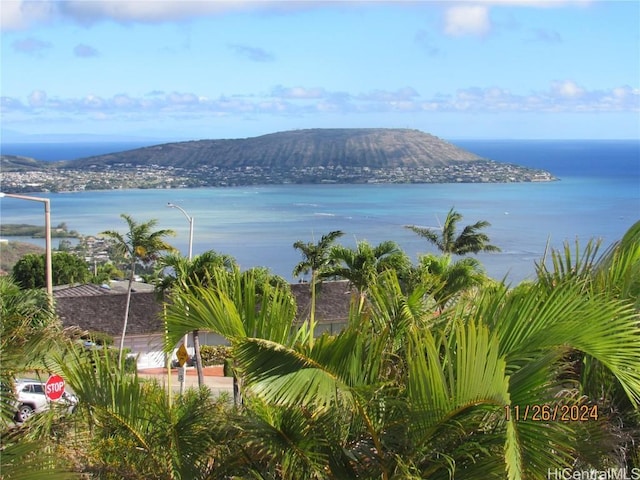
[233,373,242,407]
[309,271,317,348]
[193,329,204,387]
[118,259,136,365]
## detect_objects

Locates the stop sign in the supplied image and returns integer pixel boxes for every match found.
[45,375,65,401]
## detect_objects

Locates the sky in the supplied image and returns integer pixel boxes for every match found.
[1,0,639,142]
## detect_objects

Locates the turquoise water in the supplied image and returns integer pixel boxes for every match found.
[1,140,638,284]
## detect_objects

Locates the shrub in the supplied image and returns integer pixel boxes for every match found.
[199,345,231,366]
[124,354,137,374]
[83,331,114,346]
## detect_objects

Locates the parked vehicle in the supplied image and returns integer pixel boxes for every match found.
[13,378,78,422]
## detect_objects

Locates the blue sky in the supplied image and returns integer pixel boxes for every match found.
[1,0,639,142]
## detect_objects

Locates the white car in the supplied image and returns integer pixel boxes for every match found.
[13,378,78,422]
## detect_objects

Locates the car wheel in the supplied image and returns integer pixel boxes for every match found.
[15,404,34,422]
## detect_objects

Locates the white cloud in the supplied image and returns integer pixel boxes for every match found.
[358,87,420,102]
[82,94,106,109]
[0,0,260,31]
[1,0,597,33]
[551,80,585,98]
[0,0,56,31]
[57,1,257,26]
[444,5,491,37]
[271,86,327,99]
[112,94,136,108]
[441,0,593,37]
[28,90,47,107]
[166,92,201,106]
[0,0,329,31]
[1,81,637,124]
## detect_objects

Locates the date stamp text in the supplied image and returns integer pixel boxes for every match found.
[505,404,598,422]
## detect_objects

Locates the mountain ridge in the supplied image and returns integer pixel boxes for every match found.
[1,129,556,193]
[54,128,481,169]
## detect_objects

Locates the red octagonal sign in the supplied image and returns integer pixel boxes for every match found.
[45,374,65,401]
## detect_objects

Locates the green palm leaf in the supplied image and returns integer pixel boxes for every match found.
[403,320,511,478]
[236,336,360,408]
[164,267,297,347]
[237,400,333,480]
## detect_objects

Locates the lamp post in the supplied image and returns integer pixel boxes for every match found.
[0,193,53,300]
[167,202,195,394]
[167,202,193,260]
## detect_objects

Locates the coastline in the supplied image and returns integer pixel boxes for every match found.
[1,140,636,286]
[0,161,556,195]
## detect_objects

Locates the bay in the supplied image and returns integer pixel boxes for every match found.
[1,140,638,284]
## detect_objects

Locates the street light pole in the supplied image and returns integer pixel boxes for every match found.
[167,202,193,260]
[0,193,53,300]
[167,202,196,394]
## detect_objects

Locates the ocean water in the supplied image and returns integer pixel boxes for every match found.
[1,141,159,161]
[1,139,638,284]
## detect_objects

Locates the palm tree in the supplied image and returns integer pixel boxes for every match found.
[57,346,233,479]
[325,239,411,302]
[413,253,487,312]
[164,266,297,406]
[158,221,640,478]
[234,268,640,478]
[292,230,344,346]
[157,250,238,387]
[535,220,640,469]
[0,276,59,424]
[100,214,175,364]
[6,224,639,479]
[0,277,84,478]
[406,207,501,255]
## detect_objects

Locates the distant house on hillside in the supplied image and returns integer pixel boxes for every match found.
[54,280,353,368]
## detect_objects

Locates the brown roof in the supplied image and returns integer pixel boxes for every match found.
[54,280,353,337]
[55,288,163,337]
[53,284,113,297]
[291,280,353,324]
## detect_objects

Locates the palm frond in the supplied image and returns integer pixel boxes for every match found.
[236,337,354,408]
[237,400,333,480]
[592,219,640,307]
[164,268,297,347]
[0,433,78,480]
[403,319,513,478]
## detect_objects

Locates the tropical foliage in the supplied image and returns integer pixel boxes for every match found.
[0,276,59,415]
[410,253,488,311]
[0,276,79,479]
[100,214,175,363]
[406,207,501,255]
[56,347,231,480]
[12,251,91,289]
[2,217,638,479]
[293,230,344,345]
[324,239,411,298]
[157,249,239,386]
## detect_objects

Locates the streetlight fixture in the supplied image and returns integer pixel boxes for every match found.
[0,192,53,299]
[167,202,193,260]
